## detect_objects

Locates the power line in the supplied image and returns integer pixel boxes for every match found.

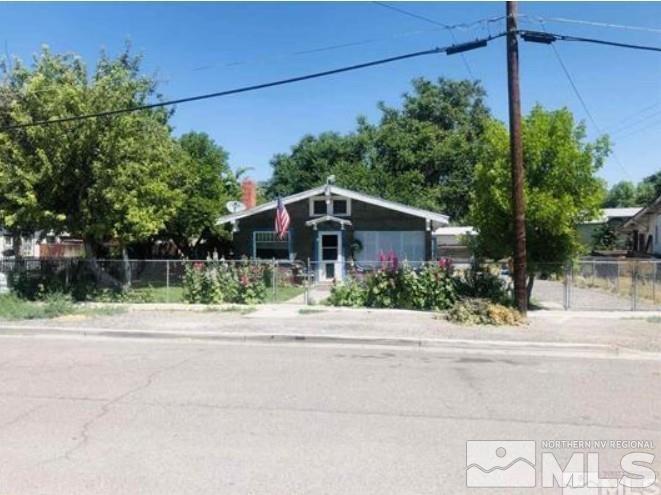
[523,15,661,36]
[372,1,483,79]
[190,25,451,72]
[520,29,661,53]
[536,21,632,179]
[611,108,661,136]
[1,34,507,132]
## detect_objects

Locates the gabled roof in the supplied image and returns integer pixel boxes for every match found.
[622,195,661,231]
[433,226,476,236]
[581,207,643,225]
[216,184,449,225]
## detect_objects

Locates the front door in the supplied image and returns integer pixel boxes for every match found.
[317,232,343,282]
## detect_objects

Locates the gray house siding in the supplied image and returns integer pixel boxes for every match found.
[230,197,430,261]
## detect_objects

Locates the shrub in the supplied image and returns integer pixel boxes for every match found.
[182,261,266,304]
[328,258,456,311]
[446,298,523,325]
[327,278,366,307]
[456,265,512,305]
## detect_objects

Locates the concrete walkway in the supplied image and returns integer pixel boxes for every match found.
[1,304,659,355]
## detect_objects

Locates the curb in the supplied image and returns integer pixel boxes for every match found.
[77,302,661,319]
[2,324,659,360]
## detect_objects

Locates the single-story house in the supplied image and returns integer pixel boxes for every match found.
[577,207,642,249]
[216,180,449,282]
[621,196,661,256]
[433,226,475,261]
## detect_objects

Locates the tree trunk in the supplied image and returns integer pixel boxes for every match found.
[121,245,132,290]
[12,233,22,261]
[526,273,535,307]
[84,237,122,290]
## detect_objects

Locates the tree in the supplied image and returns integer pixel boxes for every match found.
[470,105,609,301]
[163,132,239,257]
[267,78,493,222]
[604,181,638,207]
[636,171,661,205]
[0,46,186,287]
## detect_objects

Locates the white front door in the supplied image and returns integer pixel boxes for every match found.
[317,232,343,282]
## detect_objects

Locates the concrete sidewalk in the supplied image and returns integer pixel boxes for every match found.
[0,304,659,355]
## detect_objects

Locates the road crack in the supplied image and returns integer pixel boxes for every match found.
[38,348,208,465]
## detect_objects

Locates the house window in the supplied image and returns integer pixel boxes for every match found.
[253,231,290,259]
[309,196,351,216]
[354,231,425,265]
[333,199,348,216]
[312,199,328,216]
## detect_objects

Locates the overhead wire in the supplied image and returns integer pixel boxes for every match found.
[1,33,509,132]
[536,20,632,179]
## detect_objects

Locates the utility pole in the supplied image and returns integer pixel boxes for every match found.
[506,0,528,315]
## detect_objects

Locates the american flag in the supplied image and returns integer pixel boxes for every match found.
[275,197,290,240]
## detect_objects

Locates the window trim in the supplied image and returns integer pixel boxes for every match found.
[252,229,292,260]
[309,196,351,217]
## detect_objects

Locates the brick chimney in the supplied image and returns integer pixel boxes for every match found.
[241,178,257,209]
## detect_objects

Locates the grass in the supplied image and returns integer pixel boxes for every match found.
[271,285,306,303]
[0,293,127,320]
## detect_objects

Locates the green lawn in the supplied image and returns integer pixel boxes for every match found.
[0,294,126,320]
[271,285,306,303]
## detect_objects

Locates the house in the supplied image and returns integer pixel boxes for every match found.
[577,207,642,250]
[0,229,84,259]
[216,179,449,282]
[0,230,39,259]
[433,226,475,261]
[621,196,661,256]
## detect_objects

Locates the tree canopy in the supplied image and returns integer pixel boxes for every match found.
[267,78,492,222]
[470,105,609,294]
[0,47,243,263]
[164,131,239,257]
[0,46,186,256]
[604,174,660,208]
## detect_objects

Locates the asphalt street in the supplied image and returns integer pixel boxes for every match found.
[0,335,659,494]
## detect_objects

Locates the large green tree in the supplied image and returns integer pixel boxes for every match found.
[603,174,660,208]
[0,47,186,284]
[267,78,492,222]
[163,131,239,257]
[470,105,609,300]
[604,181,638,207]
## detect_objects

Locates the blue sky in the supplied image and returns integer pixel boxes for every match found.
[1,1,660,186]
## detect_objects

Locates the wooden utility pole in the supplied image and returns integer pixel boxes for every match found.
[506,0,528,315]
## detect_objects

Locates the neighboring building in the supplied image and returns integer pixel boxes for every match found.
[216,180,449,282]
[0,229,84,259]
[577,207,642,250]
[0,230,40,259]
[621,196,661,256]
[433,226,475,261]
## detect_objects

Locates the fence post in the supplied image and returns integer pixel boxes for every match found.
[631,260,637,311]
[563,262,570,310]
[166,260,170,304]
[305,258,311,305]
[654,262,657,307]
[271,259,276,303]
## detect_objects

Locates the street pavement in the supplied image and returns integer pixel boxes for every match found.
[0,334,659,494]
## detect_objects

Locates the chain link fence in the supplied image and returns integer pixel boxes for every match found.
[1,257,660,310]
